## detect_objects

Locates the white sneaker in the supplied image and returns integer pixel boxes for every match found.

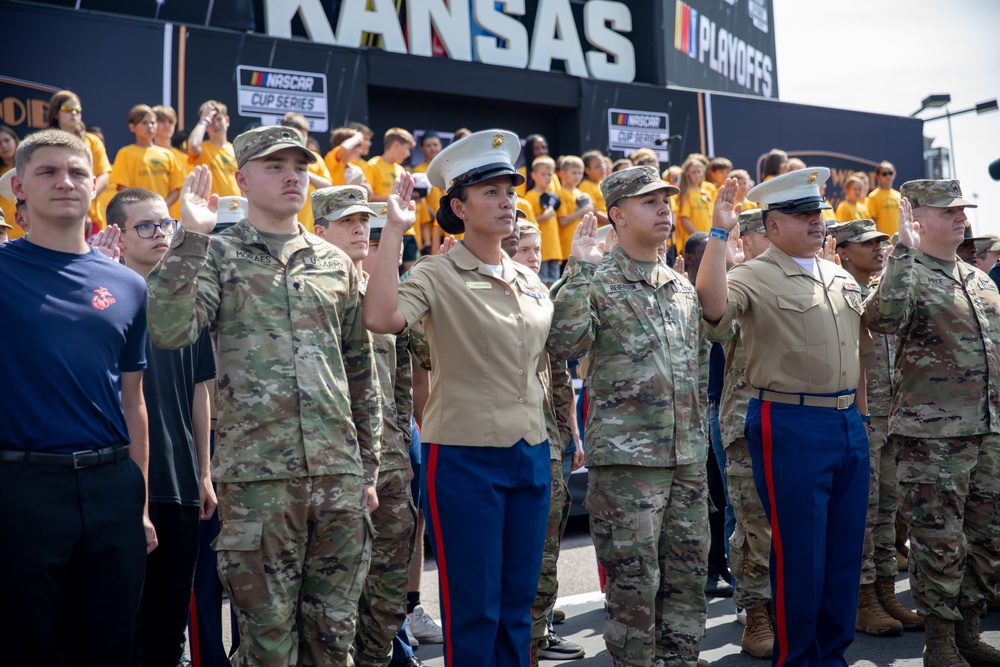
[404,618,419,648]
[736,605,747,626]
[407,605,443,644]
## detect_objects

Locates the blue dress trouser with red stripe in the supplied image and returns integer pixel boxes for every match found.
[422,439,550,667]
[745,397,869,667]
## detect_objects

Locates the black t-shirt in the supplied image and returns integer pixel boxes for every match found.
[145,328,216,506]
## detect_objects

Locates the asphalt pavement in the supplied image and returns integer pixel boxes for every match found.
[208,516,1000,665]
[407,517,1000,666]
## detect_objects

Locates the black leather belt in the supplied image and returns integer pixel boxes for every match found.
[0,445,130,469]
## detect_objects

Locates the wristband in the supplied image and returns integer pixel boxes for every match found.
[709,227,730,242]
[861,414,871,424]
[198,117,210,125]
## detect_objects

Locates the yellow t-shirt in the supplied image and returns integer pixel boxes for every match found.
[740,199,760,211]
[298,152,332,232]
[190,141,240,197]
[352,159,375,189]
[865,187,901,236]
[821,203,837,223]
[369,156,415,238]
[525,189,563,262]
[578,178,607,215]
[165,146,192,219]
[109,144,185,201]
[835,200,871,223]
[86,132,111,230]
[703,181,719,205]
[677,188,713,252]
[516,196,537,224]
[556,185,585,259]
[516,164,561,198]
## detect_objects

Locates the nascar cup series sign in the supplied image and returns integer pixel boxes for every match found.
[608,109,670,162]
[237,66,329,131]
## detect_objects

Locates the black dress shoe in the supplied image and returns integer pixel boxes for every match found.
[389,658,424,667]
[705,574,734,598]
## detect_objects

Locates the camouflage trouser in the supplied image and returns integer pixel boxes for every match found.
[355,469,417,667]
[215,475,372,667]
[860,416,900,584]
[587,464,708,667]
[531,458,572,641]
[894,434,1000,621]
[724,437,771,611]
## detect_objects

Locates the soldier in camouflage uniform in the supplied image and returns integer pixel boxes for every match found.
[549,166,709,667]
[712,209,775,659]
[832,219,923,635]
[509,220,586,663]
[312,189,419,667]
[147,127,379,667]
[863,181,1000,667]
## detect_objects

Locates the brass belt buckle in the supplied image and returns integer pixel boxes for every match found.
[837,395,851,410]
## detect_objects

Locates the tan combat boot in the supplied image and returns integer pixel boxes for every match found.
[924,615,970,667]
[741,604,774,659]
[857,582,904,636]
[956,605,1000,666]
[875,576,924,631]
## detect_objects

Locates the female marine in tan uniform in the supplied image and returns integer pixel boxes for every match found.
[364,130,553,667]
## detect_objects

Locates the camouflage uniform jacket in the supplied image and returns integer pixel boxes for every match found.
[863,244,1000,437]
[718,327,750,448]
[548,245,708,468]
[371,328,413,473]
[146,221,380,482]
[541,354,576,461]
[859,281,895,417]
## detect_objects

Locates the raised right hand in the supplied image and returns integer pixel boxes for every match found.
[570,212,604,263]
[712,177,742,233]
[180,166,220,235]
[896,197,920,249]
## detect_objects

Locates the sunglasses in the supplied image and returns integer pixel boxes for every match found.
[131,220,178,238]
[59,105,83,114]
[879,171,894,176]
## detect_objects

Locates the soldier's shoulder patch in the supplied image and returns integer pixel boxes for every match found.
[605,283,638,293]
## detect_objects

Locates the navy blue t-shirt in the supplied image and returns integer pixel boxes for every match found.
[708,341,725,404]
[0,238,147,453]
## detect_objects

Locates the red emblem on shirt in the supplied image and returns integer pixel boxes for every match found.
[91,287,116,310]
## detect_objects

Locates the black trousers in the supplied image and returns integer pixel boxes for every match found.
[132,503,201,667]
[0,456,147,667]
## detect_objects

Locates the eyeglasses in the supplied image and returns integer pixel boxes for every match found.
[59,105,83,114]
[131,220,178,238]
[880,171,894,176]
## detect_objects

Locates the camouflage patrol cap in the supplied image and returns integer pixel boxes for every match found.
[828,218,888,246]
[233,126,317,169]
[973,235,1000,254]
[312,185,372,223]
[738,208,766,235]
[600,166,679,209]
[900,179,977,208]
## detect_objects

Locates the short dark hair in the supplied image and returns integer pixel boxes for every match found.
[107,188,163,228]
[684,231,709,255]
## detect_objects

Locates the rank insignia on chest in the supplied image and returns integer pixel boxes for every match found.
[842,280,861,293]
[606,283,639,293]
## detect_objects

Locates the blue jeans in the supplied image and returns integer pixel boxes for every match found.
[709,401,735,564]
